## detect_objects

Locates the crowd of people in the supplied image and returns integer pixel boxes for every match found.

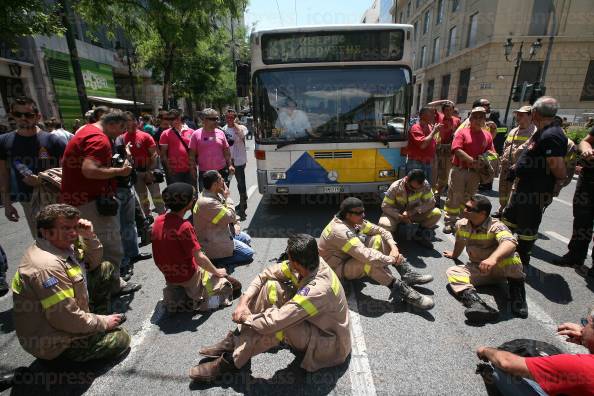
[0,93,592,395]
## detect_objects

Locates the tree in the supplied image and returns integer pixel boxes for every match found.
[0,1,64,46]
[77,0,246,109]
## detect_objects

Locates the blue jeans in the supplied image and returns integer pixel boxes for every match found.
[406,158,432,183]
[491,367,547,396]
[212,232,254,268]
[116,187,139,271]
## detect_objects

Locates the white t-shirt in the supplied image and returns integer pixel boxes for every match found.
[224,124,248,166]
[275,109,312,139]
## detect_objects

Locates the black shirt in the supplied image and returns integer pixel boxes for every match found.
[515,121,568,192]
[580,127,594,181]
[0,130,65,202]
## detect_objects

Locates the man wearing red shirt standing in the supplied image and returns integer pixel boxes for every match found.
[159,109,193,185]
[406,107,439,184]
[61,109,139,295]
[443,107,496,234]
[477,308,594,396]
[434,101,461,198]
[123,112,165,218]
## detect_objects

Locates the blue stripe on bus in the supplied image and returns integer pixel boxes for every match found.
[276,152,338,184]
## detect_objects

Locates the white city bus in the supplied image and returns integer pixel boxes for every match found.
[240,24,414,195]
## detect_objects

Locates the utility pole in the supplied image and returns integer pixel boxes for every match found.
[503,42,523,126]
[540,1,559,87]
[59,0,89,114]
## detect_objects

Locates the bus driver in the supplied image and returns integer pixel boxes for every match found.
[275,99,319,139]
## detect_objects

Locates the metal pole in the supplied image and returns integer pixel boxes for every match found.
[504,42,523,126]
[126,47,138,116]
[539,1,558,85]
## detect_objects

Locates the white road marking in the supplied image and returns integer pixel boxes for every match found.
[437,220,587,353]
[346,286,377,396]
[553,197,572,207]
[86,301,167,395]
[247,184,257,199]
[546,231,592,257]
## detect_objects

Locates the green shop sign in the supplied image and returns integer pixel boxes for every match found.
[44,48,116,130]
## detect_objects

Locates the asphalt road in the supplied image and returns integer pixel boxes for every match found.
[1,141,592,395]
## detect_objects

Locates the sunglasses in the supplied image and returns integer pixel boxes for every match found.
[463,204,480,213]
[12,111,36,119]
[205,117,219,121]
[349,210,365,215]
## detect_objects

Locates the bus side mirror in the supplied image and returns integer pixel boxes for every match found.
[236,63,251,97]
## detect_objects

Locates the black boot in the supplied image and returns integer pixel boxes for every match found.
[396,261,433,285]
[389,279,434,310]
[508,279,528,318]
[412,227,433,249]
[0,274,8,297]
[459,289,499,323]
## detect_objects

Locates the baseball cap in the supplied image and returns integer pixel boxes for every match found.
[514,105,532,113]
[470,106,487,115]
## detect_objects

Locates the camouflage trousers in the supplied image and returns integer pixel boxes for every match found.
[60,328,131,362]
[88,261,114,315]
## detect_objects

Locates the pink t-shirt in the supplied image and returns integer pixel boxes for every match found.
[159,127,193,172]
[189,128,229,172]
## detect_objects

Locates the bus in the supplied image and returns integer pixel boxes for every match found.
[238,24,414,196]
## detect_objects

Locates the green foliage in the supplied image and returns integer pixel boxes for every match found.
[0,1,65,46]
[567,127,590,145]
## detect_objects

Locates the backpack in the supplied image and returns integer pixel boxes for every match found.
[29,167,62,222]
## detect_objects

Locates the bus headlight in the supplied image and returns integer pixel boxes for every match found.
[271,172,287,180]
[378,169,395,178]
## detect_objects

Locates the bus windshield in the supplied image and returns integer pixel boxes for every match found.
[253,67,411,144]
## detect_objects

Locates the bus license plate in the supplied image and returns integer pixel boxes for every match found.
[323,186,343,193]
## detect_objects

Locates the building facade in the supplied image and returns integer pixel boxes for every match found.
[393,0,594,122]
[362,0,396,24]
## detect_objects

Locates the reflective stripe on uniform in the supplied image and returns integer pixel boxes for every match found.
[486,152,499,160]
[495,231,513,240]
[275,330,284,342]
[395,196,407,204]
[202,271,214,296]
[497,127,508,134]
[364,235,382,275]
[499,255,523,267]
[448,275,470,284]
[444,205,461,215]
[408,192,422,201]
[322,224,333,237]
[383,196,396,205]
[292,294,319,316]
[361,222,372,234]
[331,271,341,296]
[430,208,442,217]
[211,207,229,224]
[518,234,538,241]
[280,261,298,285]
[342,237,361,253]
[267,281,278,305]
[41,288,75,309]
[505,135,529,143]
[422,191,433,200]
[502,219,517,228]
[67,266,83,278]
[11,271,22,294]
[456,230,495,240]
[192,200,200,214]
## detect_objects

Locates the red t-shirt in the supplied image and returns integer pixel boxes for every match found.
[123,130,156,169]
[159,127,193,173]
[436,112,461,144]
[526,354,594,396]
[407,122,436,163]
[60,124,114,206]
[151,213,200,283]
[451,127,495,168]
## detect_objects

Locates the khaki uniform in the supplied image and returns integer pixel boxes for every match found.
[193,191,237,259]
[73,235,113,314]
[319,217,396,286]
[12,239,130,361]
[445,217,525,294]
[563,138,577,188]
[233,259,351,372]
[162,268,233,312]
[498,125,536,208]
[444,166,482,226]
[436,143,453,193]
[135,171,165,216]
[379,178,442,232]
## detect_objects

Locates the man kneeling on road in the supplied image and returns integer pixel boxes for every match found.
[12,204,130,362]
[444,195,527,323]
[189,234,351,382]
[152,182,241,312]
[476,307,594,396]
[379,168,442,248]
[319,197,434,310]
[193,170,253,268]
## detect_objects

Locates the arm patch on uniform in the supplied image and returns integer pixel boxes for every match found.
[346,231,355,239]
[297,287,310,296]
[42,276,59,288]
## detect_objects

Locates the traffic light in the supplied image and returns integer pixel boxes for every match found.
[529,83,546,104]
[512,85,521,102]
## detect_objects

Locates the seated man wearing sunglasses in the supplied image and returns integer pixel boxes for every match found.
[318,197,434,310]
[444,194,527,323]
[0,96,66,238]
[476,309,594,396]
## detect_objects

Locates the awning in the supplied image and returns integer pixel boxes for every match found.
[87,95,145,106]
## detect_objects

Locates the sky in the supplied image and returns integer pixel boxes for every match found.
[245,0,371,31]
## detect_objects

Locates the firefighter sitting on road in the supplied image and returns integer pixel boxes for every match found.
[189,234,351,382]
[444,195,527,323]
[12,204,130,362]
[318,197,434,310]
[379,168,442,249]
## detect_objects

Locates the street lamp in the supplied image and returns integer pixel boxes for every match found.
[115,41,138,116]
[502,38,542,126]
